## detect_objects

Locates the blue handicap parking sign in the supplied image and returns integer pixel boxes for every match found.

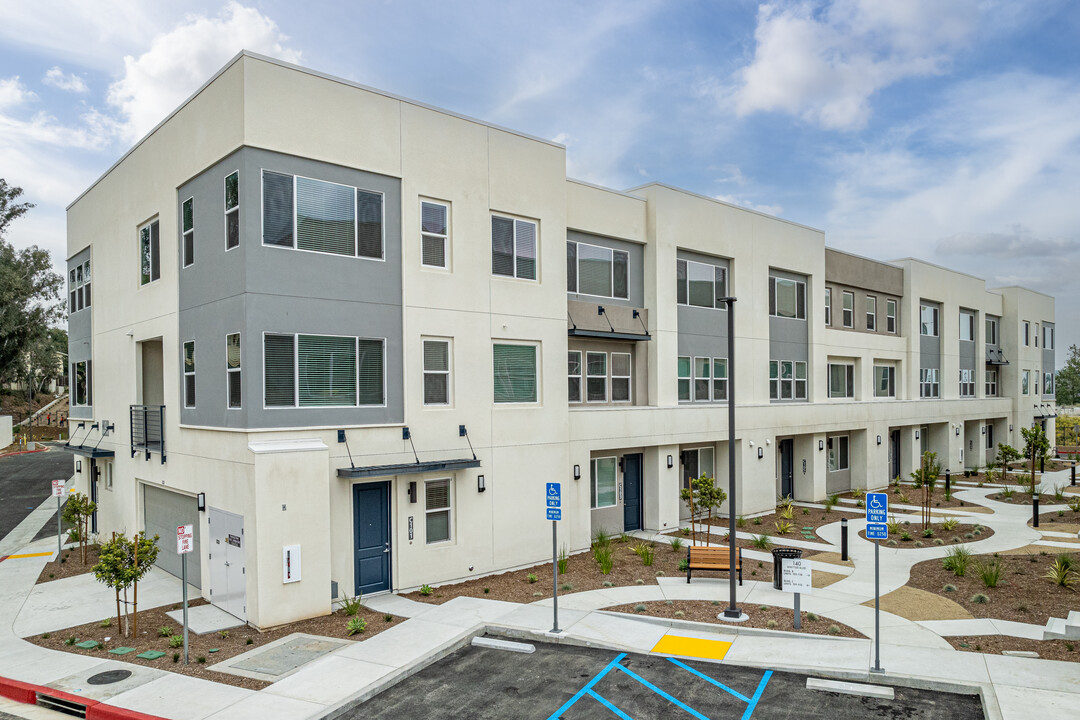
[546,482,561,508]
[547,507,562,521]
[866,522,888,540]
[866,492,888,524]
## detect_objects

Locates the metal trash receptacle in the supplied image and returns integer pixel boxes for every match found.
[771,547,802,589]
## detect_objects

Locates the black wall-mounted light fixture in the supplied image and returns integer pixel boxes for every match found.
[667,455,674,469]
[757,447,764,459]
[477,475,486,493]
[337,429,346,443]
[981,426,986,434]
[408,481,417,503]
[402,427,411,440]
[818,440,824,451]
[915,430,920,440]
[955,427,961,436]
[573,464,581,480]
[1009,424,1013,432]
[197,493,206,512]
[876,435,882,445]
[76,460,82,472]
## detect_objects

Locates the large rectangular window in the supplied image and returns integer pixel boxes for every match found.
[920,304,938,336]
[226,333,241,409]
[874,365,895,397]
[72,360,91,407]
[677,259,726,309]
[960,312,975,342]
[263,334,383,408]
[182,197,194,267]
[959,368,975,397]
[568,351,582,403]
[421,201,449,269]
[770,360,806,400]
[682,447,714,488]
[865,296,877,331]
[985,369,997,397]
[886,299,896,334]
[842,291,854,328]
[828,363,854,398]
[824,288,831,325]
[139,219,160,285]
[493,343,537,403]
[586,352,608,402]
[770,276,806,319]
[69,261,91,314]
[920,368,940,398]
[591,457,617,509]
[827,435,849,472]
[183,341,196,408]
[569,241,629,299]
[491,215,537,280]
[985,317,997,345]
[261,171,383,259]
[225,171,239,250]
[677,356,691,401]
[425,479,451,544]
[423,339,451,406]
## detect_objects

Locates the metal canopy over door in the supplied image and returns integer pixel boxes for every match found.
[779,439,794,499]
[353,481,391,595]
[143,485,200,588]
[208,508,245,620]
[622,453,643,532]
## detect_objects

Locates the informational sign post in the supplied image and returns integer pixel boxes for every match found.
[51,480,64,557]
[177,524,194,664]
[780,558,812,628]
[865,493,888,673]
[546,483,561,634]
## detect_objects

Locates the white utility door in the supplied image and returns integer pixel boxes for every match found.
[208,508,246,620]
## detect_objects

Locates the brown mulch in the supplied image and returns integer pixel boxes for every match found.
[403,539,695,606]
[906,549,1080,627]
[604,600,866,639]
[26,598,403,690]
[889,483,978,510]
[38,545,101,584]
[1029,515,1080,530]
[947,635,1078,663]
[858,522,995,547]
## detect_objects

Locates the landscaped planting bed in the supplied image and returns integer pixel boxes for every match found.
[37,544,101,584]
[906,549,1080,628]
[947,635,1078,663]
[888,482,980,510]
[857,520,995,547]
[605,600,866,638]
[27,598,402,689]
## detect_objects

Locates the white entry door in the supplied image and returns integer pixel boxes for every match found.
[208,508,246,621]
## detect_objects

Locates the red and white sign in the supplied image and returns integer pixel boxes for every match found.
[51,480,65,498]
[176,524,194,554]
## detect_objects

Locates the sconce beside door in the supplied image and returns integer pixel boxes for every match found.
[573,465,581,480]
[667,455,674,468]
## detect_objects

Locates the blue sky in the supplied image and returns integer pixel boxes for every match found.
[1,1,1078,352]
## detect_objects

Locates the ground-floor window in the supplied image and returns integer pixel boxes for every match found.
[827,435,849,472]
[682,446,715,488]
[425,478,452,544]
[591,457,617,509]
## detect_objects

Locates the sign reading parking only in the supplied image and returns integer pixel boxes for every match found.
[865,492,888,523]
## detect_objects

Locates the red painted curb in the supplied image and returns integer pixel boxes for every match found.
[0,675,169,720]
[0,447,49,458]
[87,702,172,720]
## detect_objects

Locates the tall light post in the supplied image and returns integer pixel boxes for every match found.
[719,296,741,619]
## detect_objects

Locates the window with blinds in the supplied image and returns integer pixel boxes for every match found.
[183,341,196,408]
[225,171,239,250]
[425,479,452,543]
[491,215,537,280]
[298,335,357,406]
[261,171,383,259]
[227,333,242,409]
[423,339,450,405]
[264,334,296,406]
[182,197,194,267]
[421,201,448,268]
[264,333,384,408]
[493,343,537,403]
[567,241,629,299]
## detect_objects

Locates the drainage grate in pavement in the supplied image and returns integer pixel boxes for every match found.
[88,670,133,685]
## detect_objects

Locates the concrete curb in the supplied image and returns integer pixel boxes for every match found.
[0,674,168,720]
[590,608,868,642]
[0,447,49,458]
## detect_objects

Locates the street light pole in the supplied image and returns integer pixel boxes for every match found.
[720,297,741,619]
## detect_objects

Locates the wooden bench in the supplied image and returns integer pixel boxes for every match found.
[686,546,742,585]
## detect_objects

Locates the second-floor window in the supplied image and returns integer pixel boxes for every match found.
[493,342,537,403]
[866,296,877,331]
[1045,326,1055,349]
[569,351,582,403]
[960,313,975,342]
[842,291,854,327]
[920,304,938,336]
[886,299,896,333]
[985,317,997,345]
[677,259,726,308]
[69,261,91,313]
[422,201,449,269]
[1023,321,1030,346]
[72,360,92,406]
[423,339,451,405]
[985,369,997,396]
[828,363,854,398]
[226,333,241,409]
[579,350,632,403]
[183,341,196,408]
[824,288,831,325]
[770,360,807,400]
[182,197,194,267]
[139,219,160,285]
[570,242,629,299]
[586,352,607,402]
[225,171,239,249]
[262,171,384,259]
[770,276,806,319]
[874,365,895,397]
[959,368,975,397]
[1045,372,1054,395]
[920,368,940,398]
[677,356,726,402]
[1022,369,1030,394]
[491,215,537,280]
[264,333,384,408]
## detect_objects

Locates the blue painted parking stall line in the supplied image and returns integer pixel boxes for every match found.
[666,658,773,718]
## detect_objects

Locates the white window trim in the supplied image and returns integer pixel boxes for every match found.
[842,291,854,328]
[828,362,854,399]
[886,299,896,334]
[69,260,91,314]
[492,340,541,405]
[420,199,450,270]
[571,241,629,300]
[827,435,849,472]
[568,350,583,404]
[182,196,195,268]
[260,169,386,262]
[769,359,807,401]
[873,365,895,398]
[226,332,241,409]
[824,288,831,326]
[677,355,691,402]
[138,218,159,287]
[985,369,997,397]
[920,304,939,337]
[1022,321,1030,346]
[677,258,727,310]
[491,213,539,282]
[920,367,940,398]
[424,478,453,545]
[261,331,388,410]
[866,296,876,331]
[422,338,452,407]
[183,340,196,408]
[959,312,975,342]
[959,368,975,397]
[1022,369,1030,395]
[611,351,632,404]
[224,169,240,252]
[771,276,807,320]
[71,360,90,407]
[591,456,618,509]
[586,351,608,403]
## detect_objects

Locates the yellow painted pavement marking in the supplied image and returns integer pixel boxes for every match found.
[2,552,53,559]
[651,634,732,661]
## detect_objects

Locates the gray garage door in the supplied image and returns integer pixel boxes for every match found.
[144,485,201,588]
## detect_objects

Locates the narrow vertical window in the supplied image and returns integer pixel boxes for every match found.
[794,361,807,399]
[677,356,691,401]
[590,457,617,509]
[886,299,896,334]
[356,190,384,259]
[676,260,687,305]
[264,333,297,407]
[769,360,779,400]
[694,357,711,401]
[423,339,450,405]
[824,288,831,325]
[780,361,793,399]
[225,171,239,250]
[422,201,449,268]
[226,333,242,409]
[183,341,196,408]
[425,479,452,543]
[139,220,160,285]
[611,352,631,403]
[586,352,607,402]
[568,351,582,403]
[842,291,854,327]
[865,296,876,331]
[182,197,194,267]
[69,269,77,314]
[713,358,728,401]
[83,261,91,307]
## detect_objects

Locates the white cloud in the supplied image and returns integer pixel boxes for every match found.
[0,77,38,110]
[107,2,301,142]
[733,0,978,130]
[714,193,784,217]
[43,67,89,93]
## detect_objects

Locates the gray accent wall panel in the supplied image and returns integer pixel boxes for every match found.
[1043,321,1055,397]
[67,247,93,420]
[768,268,809,370]
[567,230,644,308]
[676,250,731,360]
[959,311,976,374]
[920,301,941,372]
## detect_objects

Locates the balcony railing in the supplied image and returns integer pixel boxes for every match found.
[130,404,165,463]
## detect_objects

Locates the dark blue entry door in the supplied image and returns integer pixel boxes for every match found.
[622,454,643,532]
[353,482,391,595]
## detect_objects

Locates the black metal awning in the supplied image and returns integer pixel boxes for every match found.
[60,444,115,458]
[337,458,481,479]
[986,347,1009,366]
[568,328,651,342]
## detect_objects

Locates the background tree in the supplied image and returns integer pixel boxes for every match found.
[0,179,65,386]
[61,491,96,564]
[1056,344,1080,406]
[16,328,65,441]
[1021,426,1050,493]
[679,473,727,544]
[93,532,160,637]
[995,443,1021,480]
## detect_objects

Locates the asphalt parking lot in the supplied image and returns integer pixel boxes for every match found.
[0,446,73,543]
[332,639,983,720]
